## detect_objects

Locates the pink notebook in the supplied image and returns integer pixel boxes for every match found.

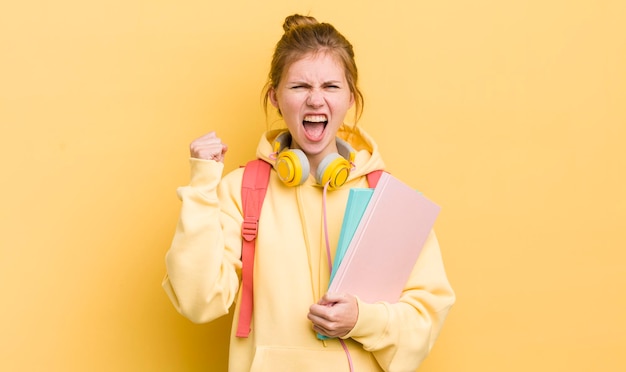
[328,172,440,303]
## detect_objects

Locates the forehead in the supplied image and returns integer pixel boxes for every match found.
[283,52,346,81]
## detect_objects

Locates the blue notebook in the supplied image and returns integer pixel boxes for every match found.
[318,188,374,340]
[330,188,374,283]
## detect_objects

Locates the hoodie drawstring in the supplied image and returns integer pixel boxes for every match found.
[322,181,354,372]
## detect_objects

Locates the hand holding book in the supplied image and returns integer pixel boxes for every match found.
[308,292,358,339]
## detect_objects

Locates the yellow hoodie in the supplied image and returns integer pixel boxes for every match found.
[163,125,455,371]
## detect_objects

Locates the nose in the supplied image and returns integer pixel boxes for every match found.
[307,89,324,107]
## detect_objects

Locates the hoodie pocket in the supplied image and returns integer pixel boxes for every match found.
[250,345,357,372]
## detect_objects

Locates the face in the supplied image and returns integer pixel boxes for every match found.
[269,52,354,165]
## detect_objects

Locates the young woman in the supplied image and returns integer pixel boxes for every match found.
[163,14,455,371]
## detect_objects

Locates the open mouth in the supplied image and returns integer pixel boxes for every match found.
[303,115,328,140]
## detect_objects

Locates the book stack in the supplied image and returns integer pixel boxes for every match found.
[328,172,441,303]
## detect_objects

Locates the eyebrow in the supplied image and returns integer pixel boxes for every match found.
[286,80,344,85]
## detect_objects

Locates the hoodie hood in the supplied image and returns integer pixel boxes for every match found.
[255,124,386,181]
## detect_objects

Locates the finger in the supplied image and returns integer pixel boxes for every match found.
[191,138,223,150]
[190,145,223,160]
[313,321,343,338]
[324,292,352,303]
[312,324,332,337]
[309,305,340,328]
[308,313,332,333]
[190,132,222,147]
[309,303,333,320]
[307,306,325,321]
[197,131,217,140]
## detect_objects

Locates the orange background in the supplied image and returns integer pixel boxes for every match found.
[1,1,625,371]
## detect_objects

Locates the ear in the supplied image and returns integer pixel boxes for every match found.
[349,92,355,107]
[269,88,279,108]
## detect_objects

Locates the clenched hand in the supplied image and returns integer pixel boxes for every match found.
[308,293,358,338]
[190,132,228,162]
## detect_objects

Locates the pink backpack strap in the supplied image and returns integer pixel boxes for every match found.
[237,159,271,338]
[366,169,384,188]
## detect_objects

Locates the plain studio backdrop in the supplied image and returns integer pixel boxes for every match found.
[1,1,624,371]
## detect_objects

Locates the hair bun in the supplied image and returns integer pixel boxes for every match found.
[282,14,319,32]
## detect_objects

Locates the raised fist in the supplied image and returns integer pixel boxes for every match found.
[189,132,228,163]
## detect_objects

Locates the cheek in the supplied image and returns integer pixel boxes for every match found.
[280,95,303,114]
[330,95,353,113]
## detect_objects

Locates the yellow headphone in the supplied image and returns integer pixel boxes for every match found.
[273,131,355,191]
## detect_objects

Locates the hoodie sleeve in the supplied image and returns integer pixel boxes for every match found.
[342,231,455,371]
[162,158,244,324]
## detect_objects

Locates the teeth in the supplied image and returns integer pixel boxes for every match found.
[303,115,327,123]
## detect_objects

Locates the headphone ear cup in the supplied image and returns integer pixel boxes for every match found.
[316,153,352,191]
[275,149,310,187]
